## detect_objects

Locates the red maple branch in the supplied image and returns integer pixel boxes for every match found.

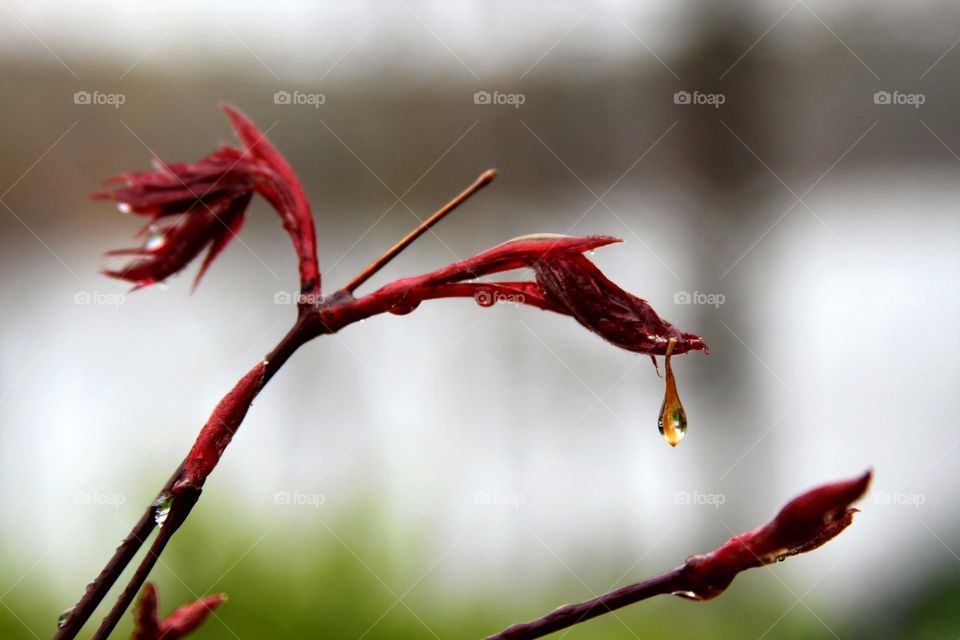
[342,168,498,295]
[486,471,872,640]
[55,104,734,639]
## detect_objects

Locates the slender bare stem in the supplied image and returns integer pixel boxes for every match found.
[341,169,497,295]
[56,314,323,640]
[91,487,201,640]
[52,462,184,639]
[485,567,688,640]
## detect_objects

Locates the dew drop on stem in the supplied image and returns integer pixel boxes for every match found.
[57,608,72,628]
[153,492,173,527]
[388,299,420,315]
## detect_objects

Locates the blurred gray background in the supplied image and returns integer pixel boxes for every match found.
[0,1,958,638]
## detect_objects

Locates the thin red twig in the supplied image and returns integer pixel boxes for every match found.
[341,168,497,294]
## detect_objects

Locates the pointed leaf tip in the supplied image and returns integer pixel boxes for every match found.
[682,469,872,600]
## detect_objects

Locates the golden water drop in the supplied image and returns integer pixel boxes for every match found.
[658,338,687,447]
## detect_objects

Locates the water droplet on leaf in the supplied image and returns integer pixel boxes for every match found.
[658,338,687,447]
[153,493,173,527]
[475,291,496,307]
[144,228,166,251]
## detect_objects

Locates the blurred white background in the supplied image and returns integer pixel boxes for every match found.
[0,1,957,638]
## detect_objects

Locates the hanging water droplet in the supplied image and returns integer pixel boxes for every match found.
[475,291,496,307]
[388,299,420,315]
[144,228,166,251]
[117,202,132,214]
[57,608,72,628]
[671,590,700,600]
[658,338,688,447]
[153,493,173,527]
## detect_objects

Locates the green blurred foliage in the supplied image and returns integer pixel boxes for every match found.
[2,500,956,639]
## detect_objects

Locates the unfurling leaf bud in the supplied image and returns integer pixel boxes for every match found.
[534,253,707,357]
[97,105,319,293]
[681,470,872,600]
[132,583,225,640]
[176,361,267,491]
